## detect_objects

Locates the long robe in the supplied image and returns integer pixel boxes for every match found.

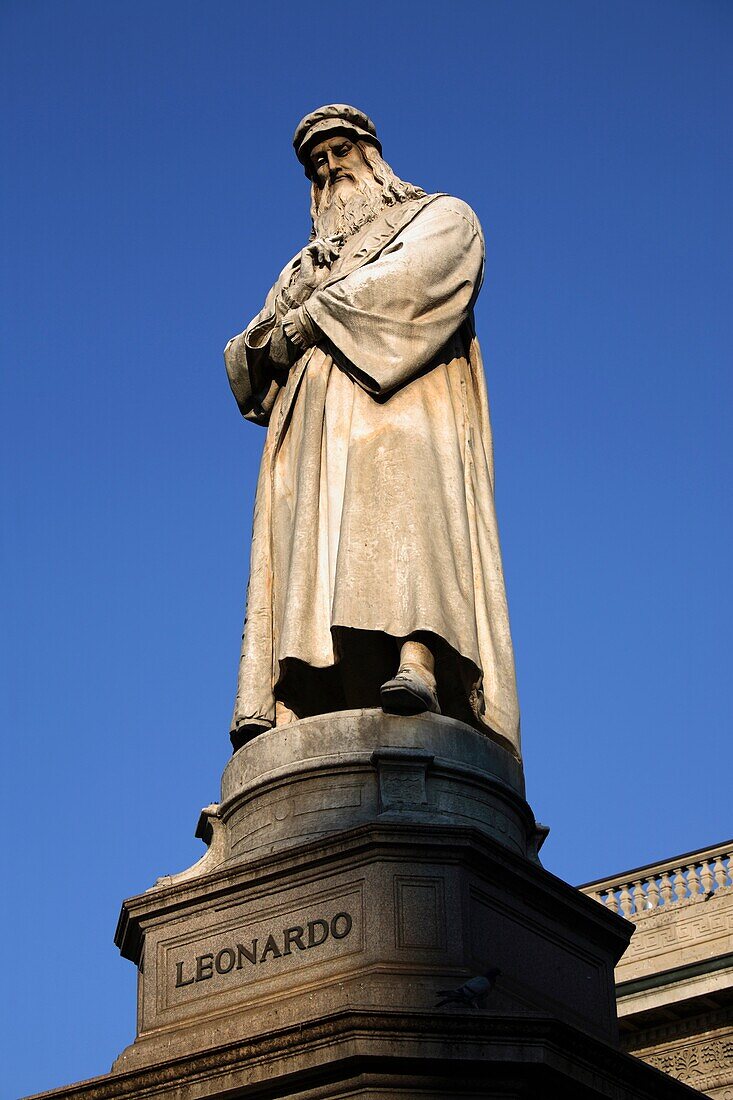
[225,194,521,760]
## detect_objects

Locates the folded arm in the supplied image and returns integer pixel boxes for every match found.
[304,197,485,395]
[224,235,348,424]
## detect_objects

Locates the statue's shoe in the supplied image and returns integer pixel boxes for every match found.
[230,719,273,753]
[380,666,441,716]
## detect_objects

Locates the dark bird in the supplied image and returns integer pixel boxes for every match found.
[435,967,501,1008]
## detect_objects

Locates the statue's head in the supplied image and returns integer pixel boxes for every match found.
[293,104,425,239]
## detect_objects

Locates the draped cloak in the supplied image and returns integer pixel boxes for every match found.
[224,194,521,760]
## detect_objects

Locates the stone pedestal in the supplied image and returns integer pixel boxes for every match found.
[29,712,705,1098]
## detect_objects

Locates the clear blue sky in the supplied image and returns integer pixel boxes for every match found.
[2,1,731,1094]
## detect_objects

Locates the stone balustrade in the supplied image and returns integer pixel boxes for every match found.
[579,840,733,919]
[579,840,733,1097]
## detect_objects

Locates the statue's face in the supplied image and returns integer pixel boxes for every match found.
[309,136,370,198]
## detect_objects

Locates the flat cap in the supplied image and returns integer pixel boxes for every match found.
[293,104,381,176]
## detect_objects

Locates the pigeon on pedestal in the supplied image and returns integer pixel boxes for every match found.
[435,968,501,1009]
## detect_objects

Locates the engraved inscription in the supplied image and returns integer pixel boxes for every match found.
[152,882,365,1021]
[172,911,353,991]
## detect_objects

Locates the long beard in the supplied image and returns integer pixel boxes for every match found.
[313,175,385,240]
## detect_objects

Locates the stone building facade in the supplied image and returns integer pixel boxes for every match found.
[581,841,733,1098]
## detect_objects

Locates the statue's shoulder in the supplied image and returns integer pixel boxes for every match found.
[419,194,483,235]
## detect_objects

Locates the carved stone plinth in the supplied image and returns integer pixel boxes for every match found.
[28,712,705,1098]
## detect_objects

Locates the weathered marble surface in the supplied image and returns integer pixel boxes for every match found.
[225,104,520,757]
[109,712,623,1080]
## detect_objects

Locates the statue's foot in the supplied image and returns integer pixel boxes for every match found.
[380,666,441,716]
[230,719,272,753]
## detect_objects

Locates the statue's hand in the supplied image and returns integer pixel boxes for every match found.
[298,234,346,290]
[280,235,346,313]
[282,312,307,351]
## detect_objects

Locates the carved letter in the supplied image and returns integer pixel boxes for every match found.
[236,941,258,967]
[215,947,236,974]
[260,933,282,961]
[174,960,195,987]
[283,926,306,955]
[307,919,329,948]
[195,953,214,981]
[330,912,352,939]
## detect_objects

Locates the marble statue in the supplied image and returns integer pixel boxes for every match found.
[224,104,520,759]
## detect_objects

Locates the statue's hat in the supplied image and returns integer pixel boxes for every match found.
[293,104,381,176]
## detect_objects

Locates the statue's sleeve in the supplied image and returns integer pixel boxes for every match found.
[224,259,297,425]
[305,198,484,395]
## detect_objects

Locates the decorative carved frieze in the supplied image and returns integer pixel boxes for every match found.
[635,1035,733,1094]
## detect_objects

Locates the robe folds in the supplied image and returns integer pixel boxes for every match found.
[225,194,521,760]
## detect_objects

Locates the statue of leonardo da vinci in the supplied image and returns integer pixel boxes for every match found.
[225,104,520,761]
